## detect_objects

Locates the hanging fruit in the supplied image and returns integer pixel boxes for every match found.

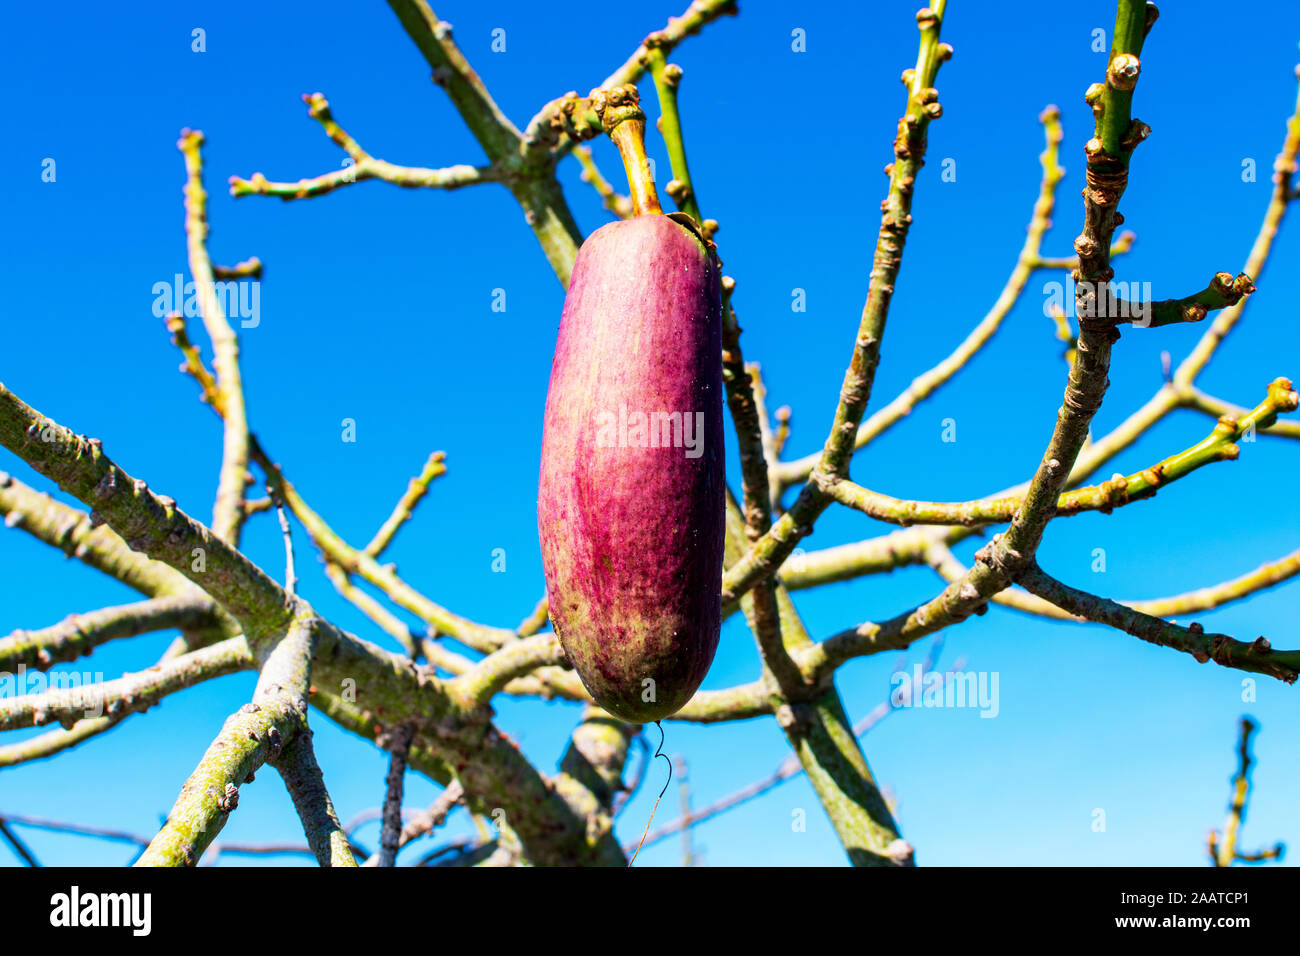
[538,86,724,723]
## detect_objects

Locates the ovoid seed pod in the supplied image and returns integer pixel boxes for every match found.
[538,213,724,722]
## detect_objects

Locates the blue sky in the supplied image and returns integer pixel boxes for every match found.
[2,0,1299,866]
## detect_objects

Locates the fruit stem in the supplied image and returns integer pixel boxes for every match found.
[593,85,662,217]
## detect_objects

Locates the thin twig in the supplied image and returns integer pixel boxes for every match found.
[178,130,251,547]
[1209,717,1284,866]
[0,819,39,866]
[377,721,416,867]
[364,450,447,558]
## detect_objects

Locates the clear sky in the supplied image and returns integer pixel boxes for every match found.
[2,0,1299,867]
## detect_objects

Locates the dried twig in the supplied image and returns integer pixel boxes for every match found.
[377,722,416,867]
[1208,718,1284,867]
